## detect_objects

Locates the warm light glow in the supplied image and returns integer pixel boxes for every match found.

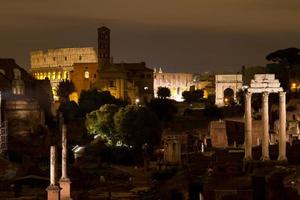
[224,98,228,103]
[84,71,89,79]
[291,83,297,89]
[135,98,140,104]
[52,72,56,80]
[69,92,79,103]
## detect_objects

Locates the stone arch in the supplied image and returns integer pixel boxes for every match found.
[223,87,234,105]
[215,74,243,106]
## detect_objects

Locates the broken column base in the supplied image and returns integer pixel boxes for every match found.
[59,178,72,200]
[46,184,60,200]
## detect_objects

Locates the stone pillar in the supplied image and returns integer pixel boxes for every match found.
[261,92,270,161]
[244,91,252,160]
[278,91,287,161]
[47,146,60,200]
[59,124,71,200]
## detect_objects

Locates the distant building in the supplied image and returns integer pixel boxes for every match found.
[96,27,154,104]
[154,69,194,101]
[215,74,243,106]
[70,63,98,96]
[30,47,97,100]
[0,59,51,138]
[154,69,215,101]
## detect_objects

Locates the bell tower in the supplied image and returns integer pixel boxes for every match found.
[97,26,110,70]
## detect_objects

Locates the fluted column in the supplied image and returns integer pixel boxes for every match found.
[244,91,252,160]
[261,92,270,161]
[278,91,287,161]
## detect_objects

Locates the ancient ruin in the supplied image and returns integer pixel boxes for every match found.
[46,146,60,200]
[244,74,286,161]
[59,124,71,200]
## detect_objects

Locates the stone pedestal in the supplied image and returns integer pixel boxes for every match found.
[244,92,252,160]
[261,92,270,161]
[278,91,287,161]
[59,178,71,200]
[46,185,60,200]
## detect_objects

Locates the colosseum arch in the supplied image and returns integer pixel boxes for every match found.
[215,74,243,106]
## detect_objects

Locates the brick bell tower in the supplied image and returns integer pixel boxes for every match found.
[97,26,110,70]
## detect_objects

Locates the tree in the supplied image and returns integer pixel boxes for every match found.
[79,89,125,115]
[266,48,300,91]
[157,87,171,99]
[59,101,81,122]
[182,90,204,103]
[57,80,75,102]
[114,105,161,150]
[85,104,120,144]
[147,99,177,122]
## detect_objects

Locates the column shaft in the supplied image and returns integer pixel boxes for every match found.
[50,146,56,185]
[62,124,67,179]
[244,92,252,160]
[278,91,287,161]
[261,92,270,161]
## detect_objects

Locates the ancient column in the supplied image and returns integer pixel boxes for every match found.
[261,92,270,161]
[59,124,71,200]
[47,146,60,200]
[244,91,252,160]
[278,91,287,161]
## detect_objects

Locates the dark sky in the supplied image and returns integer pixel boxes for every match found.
[1,0,300,73]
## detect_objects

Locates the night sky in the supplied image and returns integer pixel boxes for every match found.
[1,0,300,73]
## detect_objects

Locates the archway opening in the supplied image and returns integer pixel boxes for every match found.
[223,88,234,105]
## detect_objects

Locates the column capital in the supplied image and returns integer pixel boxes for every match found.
[262,91,269,97]
[245,91,252,97]
[279,91,286,97]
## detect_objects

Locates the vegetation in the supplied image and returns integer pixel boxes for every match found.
[57,80,75,102]
[79,89,126,115]
[157,87,171,99]
[85,104,120,144]
[114,105,161,150]
[182,89,204,103]
[147,98,178,122]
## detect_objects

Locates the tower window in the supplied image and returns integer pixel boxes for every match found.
[65,57,67,61]
[53,57,56,61]
[79,56,82,60]
[84,71,89,79]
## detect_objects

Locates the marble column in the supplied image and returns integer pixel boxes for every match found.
[261,92,270,161]
[47,146,60,200]
[244,91,252,160]
[59,124,72,200]
[278,91,287,161]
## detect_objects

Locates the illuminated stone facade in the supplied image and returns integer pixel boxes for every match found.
[154,70,194,101]
[154,70,215,101]
[215,74,243,106]
[30,47,97,100]
[70,63,99,96]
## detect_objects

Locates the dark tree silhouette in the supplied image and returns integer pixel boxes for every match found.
[57,80,75,102]
[157,87,171,99]
[79,89,125,115]
[182,89,204,103]
[266,47,300,91]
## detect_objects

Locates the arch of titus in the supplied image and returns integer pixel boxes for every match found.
[244,74,287,161]
[215,74,243,106]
